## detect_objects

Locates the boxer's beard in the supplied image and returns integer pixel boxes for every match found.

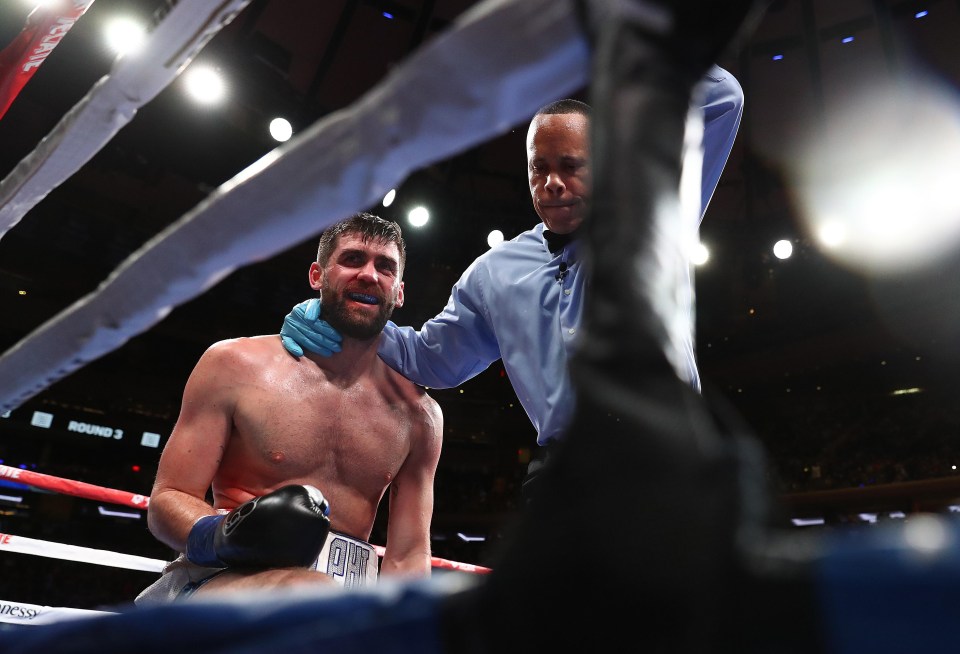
[320,281,395,340]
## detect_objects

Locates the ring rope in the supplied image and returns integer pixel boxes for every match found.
[0,532,165,573]
[0,0,589,414]
[0,464,491,574]
[0,464,150,509]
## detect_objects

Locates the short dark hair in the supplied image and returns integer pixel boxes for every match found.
[534,98,591,118]
[316,212,406,273]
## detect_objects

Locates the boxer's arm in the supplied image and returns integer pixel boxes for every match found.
[379,397,444,577]
[147,341,239,553]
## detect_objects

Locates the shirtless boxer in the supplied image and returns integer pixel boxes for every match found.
[136,213,443,603]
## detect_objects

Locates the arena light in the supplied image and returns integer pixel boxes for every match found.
[456,532,486,542]
[890,387,923,396]
[382,189,396,207]
[183,65,227,105]
[103,17,146,56]
[841,36,855,44]
[691,241,709,266]
[97,506,142,520]
[904,515,949,552]
[0,494,23,504]
[791,517,825,527]
[772,54,783,61]
[408,206,429,228]
[915,10,928,18]
[772,239,793,260]
[487,229,504,249]
[816,221,846,249]
[790,74,960,274]
[268,117,293,142]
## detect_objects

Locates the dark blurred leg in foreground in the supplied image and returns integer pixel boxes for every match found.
[440,3,824,652]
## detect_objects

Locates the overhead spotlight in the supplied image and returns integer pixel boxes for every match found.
[915,10,928,18]
[269,117,293,142]
[487,229,504,249]
[791,76,960,273]
[691,242,709,266]
[408,206,429,227]
[772,54,784,61]
[104,17,146,56]
[841,36,855,44]
[382,12,394,19]
[773,239,793,260]
[382,189,396,207]
[816,222,846,249]
[183,65,227,105]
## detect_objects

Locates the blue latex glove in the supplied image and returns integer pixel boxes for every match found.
[280,298,343,357]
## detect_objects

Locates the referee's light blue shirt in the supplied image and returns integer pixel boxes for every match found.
[378,66,744,446]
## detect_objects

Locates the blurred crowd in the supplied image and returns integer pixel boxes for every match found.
[742,388,960,493]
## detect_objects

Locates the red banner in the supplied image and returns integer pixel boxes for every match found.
[0,0,96,121]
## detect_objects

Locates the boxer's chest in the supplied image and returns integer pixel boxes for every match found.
[231,377,413,493]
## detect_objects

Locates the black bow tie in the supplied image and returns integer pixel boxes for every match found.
[543,229,578,254]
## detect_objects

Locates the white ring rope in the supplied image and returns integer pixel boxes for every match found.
[0,532,166,573]
[0,0,589,414]
[0,0,253,241]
